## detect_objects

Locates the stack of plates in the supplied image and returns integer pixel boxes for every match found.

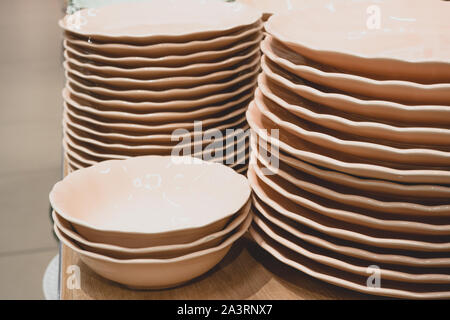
[50,156,252,289]
[59,0,263,174]
[247,0,450,299]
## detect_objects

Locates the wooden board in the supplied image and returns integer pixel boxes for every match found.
[59,157,374,300]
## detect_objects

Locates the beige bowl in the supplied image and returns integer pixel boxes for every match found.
[251,86,450,168]
[264,0,450,84]
[251,156,450,235]
[54,212,252,289]
[252,195,450,268]
[59,0,262,44]
[246,102,450,185]
[64,39,260,70]
[259,57,450,128]
[63,86,254,125]
[249,224,450,299]
[248,168,450,252]
[53,199,251,259]
[50,156,251,248]
[262,36,450,105]
[66,75,256,113]
[67,69,259,102]
[257,73,450,147]
[64,52,261,90]
[250,137,450,200]
[253,214,450,284]
[64,98,249,134]
[63,133,250,170]
[65,22,262,58]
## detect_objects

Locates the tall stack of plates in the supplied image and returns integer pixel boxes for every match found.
[60,0,263,174]
[247,0,450,298]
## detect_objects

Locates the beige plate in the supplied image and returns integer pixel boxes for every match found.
[64,40,261,70]
[253,214,450,284]
[66,76,256,112]
[63,127,250,166]
[54,213,252,289]
[252,196,450,268]
[64,100,252,144]
[248,167,450,252]
[246,104,450,184]
[253,147,450,215]
[63,86,254,123]
[64,52,261,90]
[50,155,251,247]
[64,100,248,134]
[252,85,450,167]
[59,0,262,44]
[250,137,450,200]
[65,22,262,57]
[67,68,259,102]
[53,199,251,259]
[260,54,450,127]
[257,73,450,146]
[65,33,262,68]
[251,158,450,236]
[262,36,450,105]
[249,225,450,299]
[264,0,450,84]
[63,119,250,157]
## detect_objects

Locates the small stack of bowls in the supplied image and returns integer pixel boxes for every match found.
[247,0,450,298]
[60,0,263,174]
[50,156,252,289]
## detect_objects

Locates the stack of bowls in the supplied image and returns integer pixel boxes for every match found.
[50,156,252,289]
[247,0,450,298]
[59,0,263,174]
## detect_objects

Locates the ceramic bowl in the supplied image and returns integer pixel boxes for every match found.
[250,156,450,235]
[64,97,249,134]
[66,76,257,113]
[249,224,450,299]
[64,52,261,90]
[246,101,450,184]
[53,199,251,259]
[253,72,450,167]
[252,214,450,284]
[257,73,450,146]
[64,22,262,57]
[54,213,252,289]
[250,138,450,200]
[260,61,450,127]
[50,156,251,248]
[63,128,250,167]
[64,104,251,144]
[59,0,262,44]
[63,86,255,124]
[252,196,450,268]
[264,0,450,84]
[66,69,259,102]
[64,39,261,69]
[261,36,450,105]
[247,168,450,252]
